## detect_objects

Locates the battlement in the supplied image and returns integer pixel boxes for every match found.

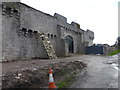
[1,2,94,61]
[54,13,67,23]
[2,2,82,32]
[71,22,80,30]
[82,29,94,46]
[86,29,94,40]
[2,2,20,18]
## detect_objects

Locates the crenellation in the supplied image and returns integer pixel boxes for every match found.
[82,29,94,46]
[2,2,20,18]
[2,5,6,15]
[51,34,54,38]
[33,31,38,38]
[54,35,57,38]
[22,28,27,37]
[47,33,50,37]
[10,8,13,16]
[18,28,47,38]
[54,13,67,24]
[33,31,38,34]
[1,2,94,61]
[71,22,80,30]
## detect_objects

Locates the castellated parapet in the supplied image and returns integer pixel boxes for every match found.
[1,2,94,61]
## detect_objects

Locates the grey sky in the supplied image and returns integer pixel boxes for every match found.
[21,0,119,45]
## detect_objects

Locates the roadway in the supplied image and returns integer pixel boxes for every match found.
[70,54,118,88]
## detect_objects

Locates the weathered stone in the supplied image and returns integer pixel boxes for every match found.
[1,2,94,61]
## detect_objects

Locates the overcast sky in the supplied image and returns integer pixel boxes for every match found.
[21,0,119,45]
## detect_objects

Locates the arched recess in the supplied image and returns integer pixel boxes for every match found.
[64,35,74,54]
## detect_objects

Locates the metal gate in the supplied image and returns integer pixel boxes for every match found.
[85,45,103,55]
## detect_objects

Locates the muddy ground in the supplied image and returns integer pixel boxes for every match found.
[2,55,87,88]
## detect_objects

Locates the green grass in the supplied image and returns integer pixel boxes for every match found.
[56,75,75,88]
[108,49,120,56]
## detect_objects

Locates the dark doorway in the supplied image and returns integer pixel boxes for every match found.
[64,35,74,53]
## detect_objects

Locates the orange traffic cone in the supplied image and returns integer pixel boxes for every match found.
[48,68,57,89]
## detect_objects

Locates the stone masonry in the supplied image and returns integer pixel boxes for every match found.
[1,2,94,61]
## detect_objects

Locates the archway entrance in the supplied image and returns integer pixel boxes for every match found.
[64,35,74,54]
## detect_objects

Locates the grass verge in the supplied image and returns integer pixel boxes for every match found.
[108,49,120,56]
[56,70,81,88]
[56,75,75,88]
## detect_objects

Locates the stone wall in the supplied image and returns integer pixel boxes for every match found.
[0,3,2,62]
[20,3,86,56]
[2,2,49,61]
[102,45,117,55]
[58,25,85,55]
[1,2,94,61]
[82,29,94,46]
[107,46,117,55]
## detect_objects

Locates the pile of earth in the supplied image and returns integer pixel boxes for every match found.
[2,60,86,89]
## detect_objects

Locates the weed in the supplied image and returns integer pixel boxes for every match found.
[56,75,75,88]
[108,49,120,56]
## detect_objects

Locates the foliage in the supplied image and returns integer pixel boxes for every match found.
[108,49,120,56]
[56,75,74,88]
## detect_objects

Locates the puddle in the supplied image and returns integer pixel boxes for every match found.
[106,61,116,64]
[111,63,118,70]
[106,61,118,70]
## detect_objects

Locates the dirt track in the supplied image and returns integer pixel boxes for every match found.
[2,54,109,75]
[2,54,116,88]
[2,54,87,88]
[2,54,85,75]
